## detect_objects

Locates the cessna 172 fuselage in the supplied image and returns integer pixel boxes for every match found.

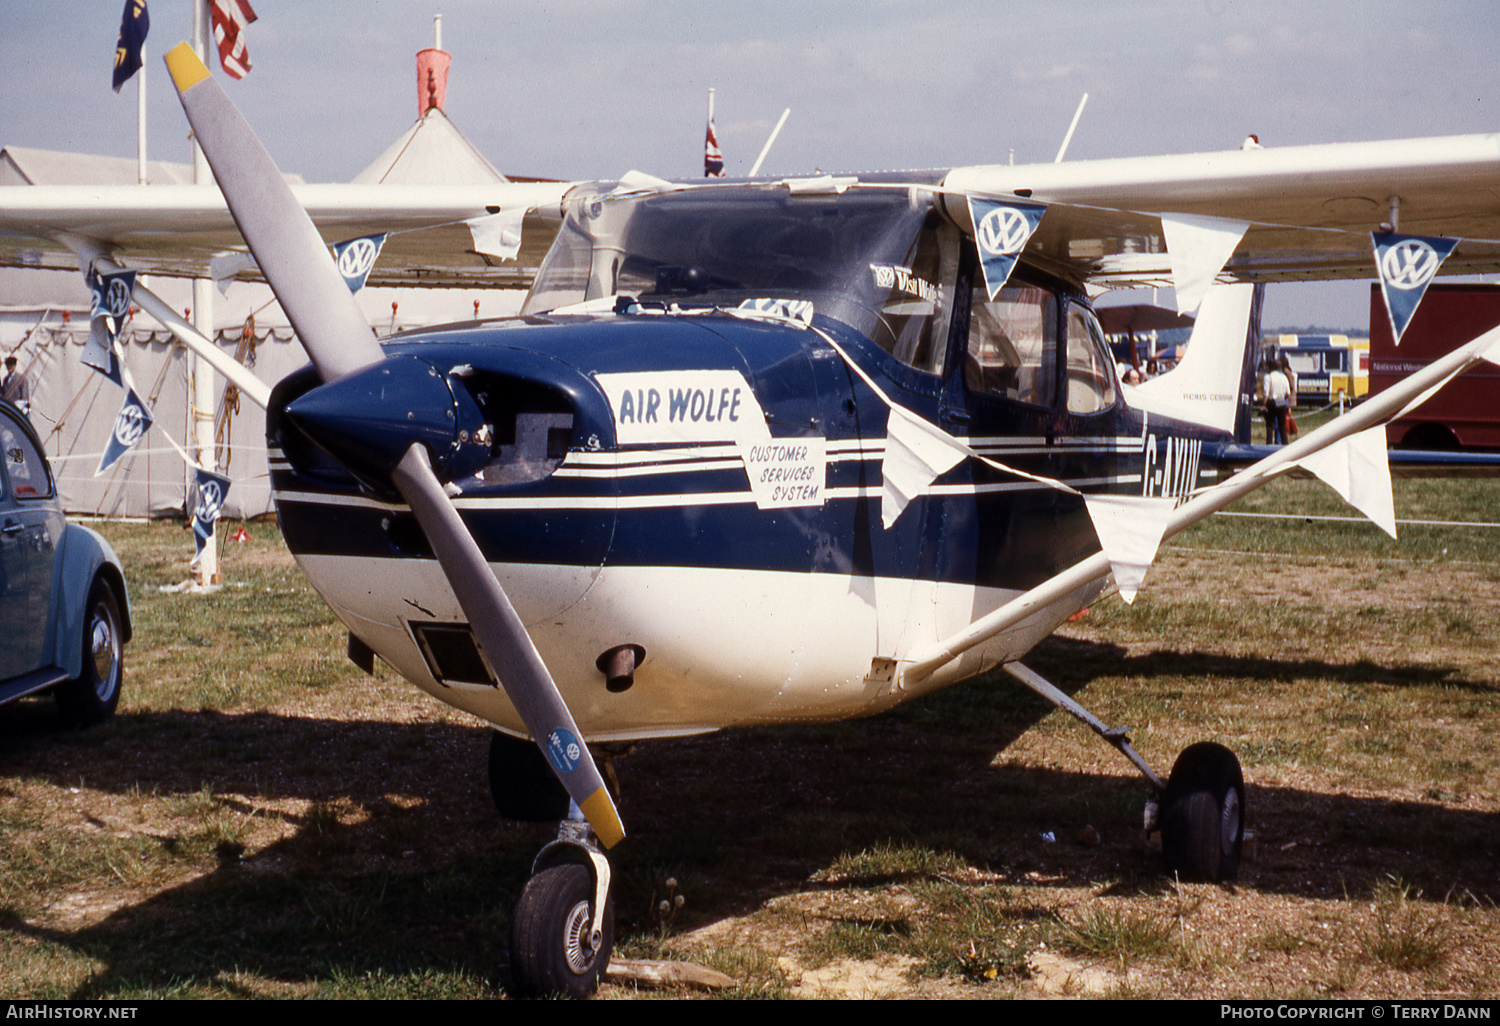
[267,177,1222,743]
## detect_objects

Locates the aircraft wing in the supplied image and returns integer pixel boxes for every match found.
[0,181,572,288]
[944,133,1500,288]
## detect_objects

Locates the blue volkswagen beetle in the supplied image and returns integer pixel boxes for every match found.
[0,398,130,724]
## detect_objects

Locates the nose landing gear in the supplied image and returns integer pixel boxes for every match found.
[508,810,615,999]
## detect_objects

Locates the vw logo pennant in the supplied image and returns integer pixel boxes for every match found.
[333,233,388,293]
[968,198,1047,300]
[1373,231,1458,345]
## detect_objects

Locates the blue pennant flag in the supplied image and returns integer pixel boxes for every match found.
[333,234,388,292]
[190,468,232,564]
[1372,232,1458,346]
[112,0,149,93]
[96,387,153,476]
[84,269,135,387]
[968,197,1046,301]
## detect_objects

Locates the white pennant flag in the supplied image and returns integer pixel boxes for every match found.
[881,404,967,528]
[1160,213,1249,318]
[1083,494,1178,603]
[467,209,527,261]
[1297,426,1397,539]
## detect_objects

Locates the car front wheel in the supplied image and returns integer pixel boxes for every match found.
[56,578,123,726]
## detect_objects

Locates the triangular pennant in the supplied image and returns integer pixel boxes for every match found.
[210,250,258,294]
[332,233,388,293]
[81,320,124,388]
[88,268,136,336]
[96,386,153,476]
[466,210,527,261]
[1297,427,1397,539]
[881,404,968,528]
[1082,494,1177,603]
[1159,213,1248,318]
[1372,232,1458,345]
[968,197,1046,300]
[190,468,233,564]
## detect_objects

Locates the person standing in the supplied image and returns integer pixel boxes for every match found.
[1262,359,1290,444]
[1,357,29,415]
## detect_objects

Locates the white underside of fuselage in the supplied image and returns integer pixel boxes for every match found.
[294,551,1108,742]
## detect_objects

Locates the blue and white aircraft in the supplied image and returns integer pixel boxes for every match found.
[6,41,1500,997]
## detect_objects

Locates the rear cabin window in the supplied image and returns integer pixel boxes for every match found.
[966,283,1058,408]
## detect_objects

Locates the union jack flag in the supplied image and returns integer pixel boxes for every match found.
[705,115,724,178]
[211,0,258,80]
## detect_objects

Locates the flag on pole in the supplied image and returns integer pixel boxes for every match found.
[705,92,724,177]
[112,0,150,92]
[211,0,258,79]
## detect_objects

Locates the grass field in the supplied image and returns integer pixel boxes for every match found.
[0,464,1497,999]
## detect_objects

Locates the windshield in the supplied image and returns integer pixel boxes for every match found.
[525,181,960,373]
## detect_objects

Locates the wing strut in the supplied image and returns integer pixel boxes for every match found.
[1003,662,1163,790]
[58,237,273,409]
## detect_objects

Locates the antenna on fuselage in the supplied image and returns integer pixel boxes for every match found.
[748,108,790,177]
[1054,92,1089,163]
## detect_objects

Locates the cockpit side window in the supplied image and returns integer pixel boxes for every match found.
[1064,301,1117,414]
[965,280,1058,408]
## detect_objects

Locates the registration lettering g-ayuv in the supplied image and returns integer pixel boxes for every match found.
[1142,434,1203,499]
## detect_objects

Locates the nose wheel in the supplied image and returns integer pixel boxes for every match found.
[509,860,615,999]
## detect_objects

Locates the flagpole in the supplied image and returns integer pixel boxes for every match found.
[137,46,147,184]
[190,0,219,586]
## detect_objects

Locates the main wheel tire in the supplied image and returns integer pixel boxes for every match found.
[55,578,123,726]
[508,862,614,999]
[1160,741,1244,882]
[488,731,571,822]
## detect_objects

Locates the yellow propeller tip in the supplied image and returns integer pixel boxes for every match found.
[579,789,626,849]
[164,42,210,93]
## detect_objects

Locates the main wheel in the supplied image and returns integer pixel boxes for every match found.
[508,862,614,999]
[55,578,123,726]
[488,731,571,822]
[1160,741,1244,882]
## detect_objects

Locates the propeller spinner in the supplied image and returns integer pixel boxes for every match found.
[164,42,624,848]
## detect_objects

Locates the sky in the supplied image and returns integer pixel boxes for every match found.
[4,0,1499,330]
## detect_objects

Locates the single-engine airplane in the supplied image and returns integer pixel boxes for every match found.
[5,40,1500,997]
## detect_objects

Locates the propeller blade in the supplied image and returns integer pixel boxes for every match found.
[165,42,625,847]
[392,444,624,847]
[164,42,382,382]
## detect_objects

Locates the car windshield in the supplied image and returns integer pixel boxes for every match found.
[525,179,960,373]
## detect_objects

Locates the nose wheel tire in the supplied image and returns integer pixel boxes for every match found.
[1160,741,1244,882]
[55,578,123,726]
[509,862,614,999]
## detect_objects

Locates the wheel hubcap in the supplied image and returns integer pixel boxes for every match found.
[562,899,596,974]
[90,607,119,700]
[1220,788,1241,856]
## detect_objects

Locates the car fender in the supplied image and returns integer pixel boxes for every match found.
[51,524,132,680]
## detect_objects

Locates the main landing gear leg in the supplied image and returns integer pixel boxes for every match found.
[1000,661,1245,883]
[508,801,615,999]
